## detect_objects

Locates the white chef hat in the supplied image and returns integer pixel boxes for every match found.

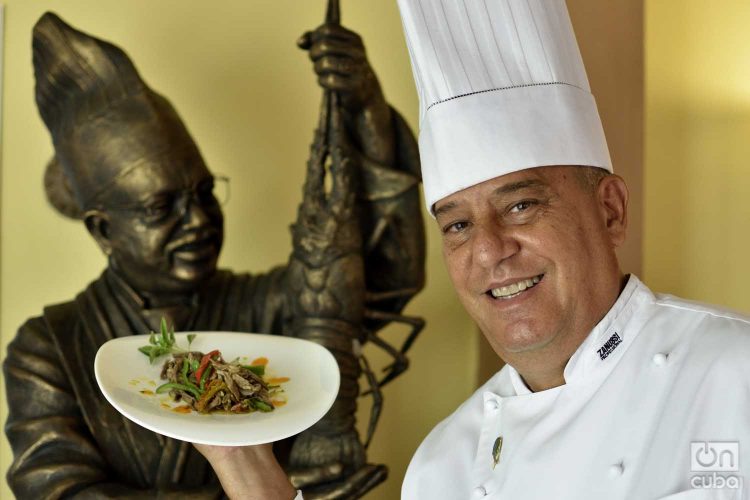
[397,0,612,212]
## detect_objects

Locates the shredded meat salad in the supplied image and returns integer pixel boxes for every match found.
[157,350,281,413]
[137,321,285,414]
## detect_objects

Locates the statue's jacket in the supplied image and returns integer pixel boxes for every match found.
[4,108,425,499]
[5,267,289,499]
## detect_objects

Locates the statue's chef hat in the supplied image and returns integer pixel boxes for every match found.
[33,12,203,219]
[396,0,612,212]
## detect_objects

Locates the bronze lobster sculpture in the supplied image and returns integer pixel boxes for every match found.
[285,1,425,497]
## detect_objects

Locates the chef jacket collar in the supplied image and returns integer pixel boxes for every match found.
[505,274,650,396]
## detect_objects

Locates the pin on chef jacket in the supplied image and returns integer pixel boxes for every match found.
[396,1,750,499]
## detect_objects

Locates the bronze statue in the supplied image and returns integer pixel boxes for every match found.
[4,4,424,499]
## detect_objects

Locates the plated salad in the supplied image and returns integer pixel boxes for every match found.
[137,320,287,414]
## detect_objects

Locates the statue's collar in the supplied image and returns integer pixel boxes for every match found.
[104,267,200,310]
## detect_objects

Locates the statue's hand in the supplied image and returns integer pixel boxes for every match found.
[298,24,382,114]
[298,23,395,165]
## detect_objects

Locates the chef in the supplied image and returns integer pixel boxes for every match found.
[198,1,750,499]
[395,0,750,499]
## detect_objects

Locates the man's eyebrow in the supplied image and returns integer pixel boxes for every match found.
[492,179,549,196]
[433,179,549,217]
[433,200,458,218]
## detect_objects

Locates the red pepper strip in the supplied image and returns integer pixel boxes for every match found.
[194,349,220,382]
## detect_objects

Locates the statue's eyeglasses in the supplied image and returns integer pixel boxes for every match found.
[104,175,230,225]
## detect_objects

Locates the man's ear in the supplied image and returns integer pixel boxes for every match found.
[597,175,629,248]
[84,210,113,256]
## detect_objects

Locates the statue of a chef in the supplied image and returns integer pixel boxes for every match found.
[197,1,750,499]
[4,10,424,500]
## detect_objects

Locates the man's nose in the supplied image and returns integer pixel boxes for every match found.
[181,196,212,228]
[472,221,519,269]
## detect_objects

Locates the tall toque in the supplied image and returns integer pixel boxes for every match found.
[33,12,201,216]
[396,0,612,212]
[33,12,146,137]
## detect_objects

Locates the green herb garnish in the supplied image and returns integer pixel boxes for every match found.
[137,318,196,364]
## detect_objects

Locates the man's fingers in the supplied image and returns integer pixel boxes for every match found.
[310,23,362,45]
[314,56,361,77]
[297,31,313,50]
[309,40,365,63]
[288,462,344,489]
[317,74,355,93]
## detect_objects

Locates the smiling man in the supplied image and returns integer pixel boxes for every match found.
[395,0,750,499]
[434,166,625,393]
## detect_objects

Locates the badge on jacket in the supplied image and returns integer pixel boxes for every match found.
[492,436,503,469]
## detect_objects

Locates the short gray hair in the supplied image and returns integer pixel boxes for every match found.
[575,166,611,192]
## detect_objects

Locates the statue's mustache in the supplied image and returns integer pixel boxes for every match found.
[165,228,221,254]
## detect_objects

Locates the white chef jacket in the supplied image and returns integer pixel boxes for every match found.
[402,275,750,500]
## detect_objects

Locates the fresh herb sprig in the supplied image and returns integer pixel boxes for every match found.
[138,318,196,364]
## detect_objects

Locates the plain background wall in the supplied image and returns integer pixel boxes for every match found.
[0,2,478,499]
[645,0,750,313]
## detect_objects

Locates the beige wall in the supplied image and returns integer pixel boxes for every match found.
[0,2,477,499]
[644,0,750,313]
[568,0,644,276]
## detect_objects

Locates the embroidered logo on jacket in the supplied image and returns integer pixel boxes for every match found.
[597,332,622,360]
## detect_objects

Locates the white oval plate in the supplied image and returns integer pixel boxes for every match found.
[94,332,340,446]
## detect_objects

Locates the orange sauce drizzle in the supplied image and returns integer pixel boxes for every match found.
[139,390,154,395]
[272,400,287,407]
[172,405,192,414]
[251,357,269,366]
[266,377,290,384]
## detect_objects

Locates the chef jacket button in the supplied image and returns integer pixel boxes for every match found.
[608,463,625,477]
[472,485,488,497]
[484,399,500,411]
[652,353,668,366]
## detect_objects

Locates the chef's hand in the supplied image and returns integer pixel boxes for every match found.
[193,443,297,500]
[298,23,395,166]
[196,443,377,499]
